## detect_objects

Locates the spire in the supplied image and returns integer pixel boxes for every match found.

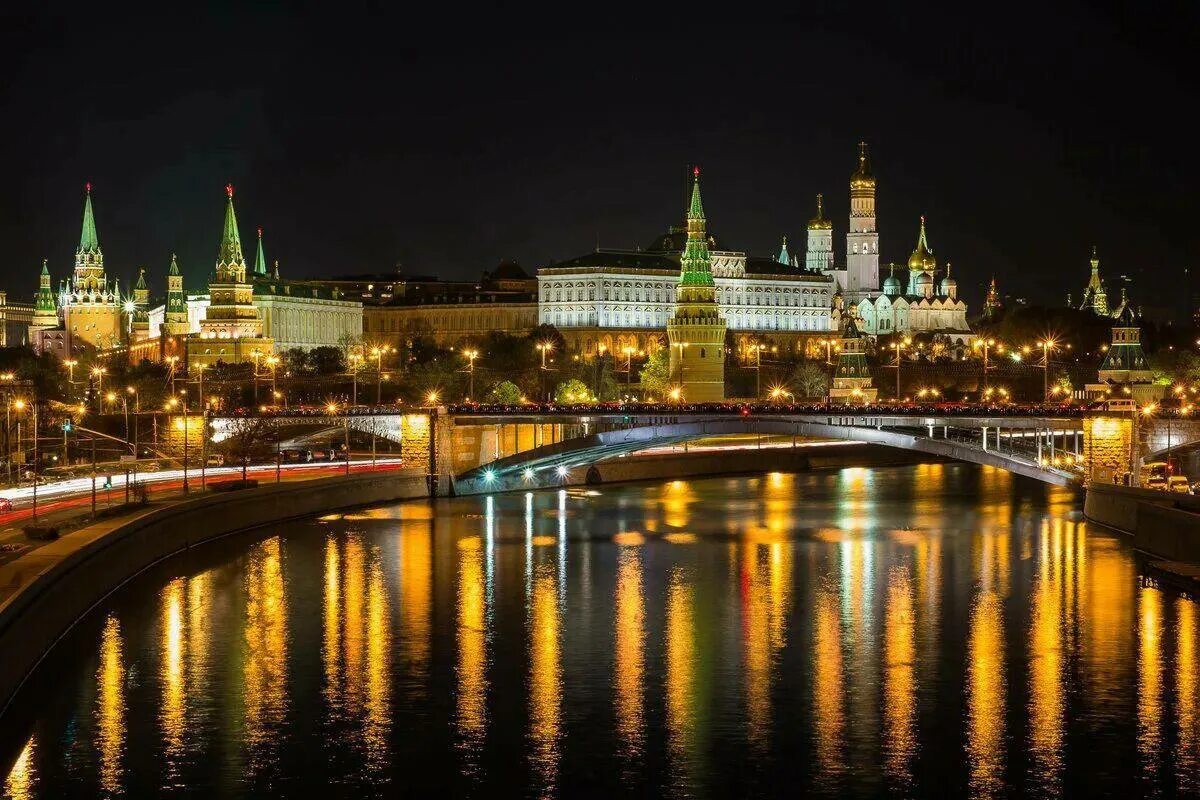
[272,259,280,280]
[78,182,100,255]
[135,266,147,290]
[35,259,56,313]
[217,184,245,276]
[777,235,789,265]
[917,215,930,252]
[254,226,267,275]
[688,167,705,221]
[168,252,180,276]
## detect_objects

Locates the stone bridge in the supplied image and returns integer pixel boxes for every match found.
[204,405,1198,495]
[439,409,1087,494]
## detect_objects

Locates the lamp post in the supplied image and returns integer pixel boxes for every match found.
[890,337,911,400]
[594,344,607,401]
[63,359,78,399]
[165,356,179,397]
[752,342,768,399]
[463,349,479,401]
[370,347,389,404]
[536,342,554,402]
[91,366,107,412]
[266,355,279,403]
[973,337,996,398]
[194,362,207,413]
[622,346,636,393]
[673,341,689,391]
[347,352,362,405]
[1039,338,1059,400]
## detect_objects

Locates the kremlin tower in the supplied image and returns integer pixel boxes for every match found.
[188,185,273,367]
[666,168,727,402]
[61,184,122,353]
[805,193,833,273]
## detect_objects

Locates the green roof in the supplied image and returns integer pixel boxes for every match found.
[254,227,267,275]
[688,171,704,220]
[218,185,244,267]
[78,184,100,254]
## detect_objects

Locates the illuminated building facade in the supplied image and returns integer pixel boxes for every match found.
[538,173,834,358]
[666,170,726,402]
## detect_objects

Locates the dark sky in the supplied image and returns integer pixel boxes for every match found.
[1,4,1196,317]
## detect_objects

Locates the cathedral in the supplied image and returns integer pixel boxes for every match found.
[812,144,971,341]
[1072,246,1135,320]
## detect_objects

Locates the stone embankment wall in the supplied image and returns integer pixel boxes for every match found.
[0,472,428,716]
[1085,482,1200,560]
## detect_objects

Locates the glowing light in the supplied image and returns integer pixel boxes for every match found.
[523,468,534,480]
[483,469,495,482]
[556,466,567,477]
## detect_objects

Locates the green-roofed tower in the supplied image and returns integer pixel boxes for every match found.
[777,235,790,267]
[666,167,726,401]
[216,183,247,282]
[163,253,190,337]
[254,226,268,276]
[31,260,60,332]
[829,313,877,402]
[79,183,100,256]
[62,182,122,352]
[190,184,273,367]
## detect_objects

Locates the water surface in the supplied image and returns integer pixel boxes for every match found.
[2,464,1197,798]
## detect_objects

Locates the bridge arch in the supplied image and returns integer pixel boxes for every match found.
[454,417,1078,494]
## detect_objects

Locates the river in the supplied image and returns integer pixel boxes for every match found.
[1,463,1196,798]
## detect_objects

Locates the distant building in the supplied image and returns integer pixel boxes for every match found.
[1084,301,1163,403]
[0,292,34,348]
[538,172,835,359]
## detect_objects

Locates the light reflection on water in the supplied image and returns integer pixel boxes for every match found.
[3,463,1200,798]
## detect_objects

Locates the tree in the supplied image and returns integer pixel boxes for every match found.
[489,380,523,404]
[216,417,276,480]
[554,378,591,403]
[790,362,831,399]
[309,346,345,375]
[638,350,671,398]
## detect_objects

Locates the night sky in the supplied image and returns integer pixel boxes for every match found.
[1,4,1196,317]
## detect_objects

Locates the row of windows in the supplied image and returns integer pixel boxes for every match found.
[542,282,830,303]
[542,311,831,332]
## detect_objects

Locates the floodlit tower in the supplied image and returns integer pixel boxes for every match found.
[846,142,879,295]
[666,168,727,402]
[805,193,834,274]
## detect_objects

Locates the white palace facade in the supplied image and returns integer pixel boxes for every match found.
[539,193,835,357]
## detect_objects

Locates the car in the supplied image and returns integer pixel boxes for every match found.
[0,498,12,513]
[1168,476,1192,494]
[206,454,226,467]
[1145,475,1168,491]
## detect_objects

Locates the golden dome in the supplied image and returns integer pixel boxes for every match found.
[850,141,875,189]
[907,215,936,272]
[807,192,832,229]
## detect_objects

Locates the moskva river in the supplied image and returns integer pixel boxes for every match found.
[2,464,1197,798]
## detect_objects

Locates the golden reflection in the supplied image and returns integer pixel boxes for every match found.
[363,555,391,773]
[399,525,432,688]
[743,543,791,750]
[614,547,645,759]
[456,534,488,761]
[529,565,561,795]
[665,570,697,789]
[323,537,342,707]
[3,736,35,800]
[96,614,125,795]
[1085,535,1132,713]
[1138,584,1163,782]
[967,589,1005,798]
[244,536,288,767]
[661,480,696,529]
[1028,519,1065,791]
[883,564,916,787]
[1176,597,1197,790]
[161,578,187,775]
[812,587,844,782]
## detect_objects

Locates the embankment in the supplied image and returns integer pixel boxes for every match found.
[0,471,428,716]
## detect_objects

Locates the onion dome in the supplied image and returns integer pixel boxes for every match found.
[850,142,874,189]
[907,215,936,272]
[883,264,902,296]
[915,271,934,297]
[808,193,832,229]
[940,261,957,295]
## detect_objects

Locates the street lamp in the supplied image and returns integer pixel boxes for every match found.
[463,349,479,401]
[165,356,179,396]
[751,342,768,399]
[63,359,78,398]
[594,343,607,400]
[622,346,636,393]
[536,342,554,402]
[91,366,107,411]
[889,337,911,400]
[265,355,279,403]
[1039,338,1060,399]
[973,337,996,397]
[369,346,391,404]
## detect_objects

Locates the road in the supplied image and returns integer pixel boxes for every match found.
[0,457,407,530]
